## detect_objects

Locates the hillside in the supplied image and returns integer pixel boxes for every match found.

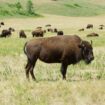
[0,0,105,17]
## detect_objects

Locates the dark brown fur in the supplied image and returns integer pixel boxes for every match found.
[57,31,64,35]
[32,29,44,37]
[86,24,93,29]
[87,33,99,37]
[78,28,84,31]
[19,30,27,38]
[0,29,11,38]
[24,35,94,80]
[1,22,4,25]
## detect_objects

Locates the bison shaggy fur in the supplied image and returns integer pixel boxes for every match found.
[0,29,11,38]
[86,24,93,29]
[24,35,94,80]
[19,30,27,38]
[32,29,44,37]
[57,31,64,35]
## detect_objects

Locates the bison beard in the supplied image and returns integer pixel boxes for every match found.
[24,35,94,81]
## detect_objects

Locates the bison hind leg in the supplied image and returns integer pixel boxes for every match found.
[25,59,31,80]
[29,60,36,81]
[25,58,36,81]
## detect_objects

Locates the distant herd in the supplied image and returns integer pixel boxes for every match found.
[0,22,103,38]
[0,22,64,38]
[1,21,102,81]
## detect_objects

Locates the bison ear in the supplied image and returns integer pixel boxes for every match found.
[91,40,93,45]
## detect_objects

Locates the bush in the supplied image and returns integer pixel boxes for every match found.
[26,0,35,15]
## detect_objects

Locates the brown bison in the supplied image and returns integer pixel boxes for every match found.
[32,29,44,37]
[47,28,53,32]
[87,33,99,37]
[9,27,15,32]
[86,24,93,29]
[54,28,58,33]
[99,24,104,27]
[1,22,4,25]
[19,30,27,38]
[57,31,64,35]
[0,28,12,38]
[45,24,51,27]
[78,28,84,31]
[24,35,94,80]
[99,26,103,30]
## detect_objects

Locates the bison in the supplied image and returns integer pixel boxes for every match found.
[19,30,27,38]
[0,28,12,38]
[57,31,64,35]
[1,22,4,25]
[45,24,51,27]
[99,26,103,30]
[86,24,93,29]
[54,28,58,33]
[24,35,94,80]
[78,28,84,31]
[32,29,44,37]
[87,33,99,37]
[47,28,53,32]
[9,27,15,32]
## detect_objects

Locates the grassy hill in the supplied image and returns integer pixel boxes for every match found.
[0,0,105,17]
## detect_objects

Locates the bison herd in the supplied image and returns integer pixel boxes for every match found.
[78,24,105,37]
[0,22,64,38]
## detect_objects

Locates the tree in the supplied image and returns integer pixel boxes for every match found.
[27,0,35,14]
[16,2,22,12]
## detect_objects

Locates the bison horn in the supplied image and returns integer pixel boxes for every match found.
[91,40,93,45]
[78,41,84,48]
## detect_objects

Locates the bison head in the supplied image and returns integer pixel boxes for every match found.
[79,40,94,64]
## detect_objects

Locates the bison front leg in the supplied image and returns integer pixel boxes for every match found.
[60,63,68,80]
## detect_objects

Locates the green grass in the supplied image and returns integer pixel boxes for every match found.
[34,0,105,16]
[0,0,105,17]
[0,38,27,56]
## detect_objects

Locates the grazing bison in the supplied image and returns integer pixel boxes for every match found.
[86,24,93,29]
[32,29,44,37]
[36,27,42,30]
[99,26,103,30]
[57,31,64,35]
[9,27,15,32]
[54,28,58,33]
[0,28,12,38]
[1,22,4,25]
[24,35,94,80]
[45,24,51,27]
[99,24,104,27]
[47,28,53,32]
[87,33,99,37]
[78,28,84,31]
[19,30,27,38]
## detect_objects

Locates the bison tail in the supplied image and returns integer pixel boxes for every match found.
[24,42,27,55]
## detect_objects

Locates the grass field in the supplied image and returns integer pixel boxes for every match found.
[0,13,105,105]
[1,0,105,17]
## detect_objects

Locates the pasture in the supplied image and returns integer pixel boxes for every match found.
[0,14,105,105]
